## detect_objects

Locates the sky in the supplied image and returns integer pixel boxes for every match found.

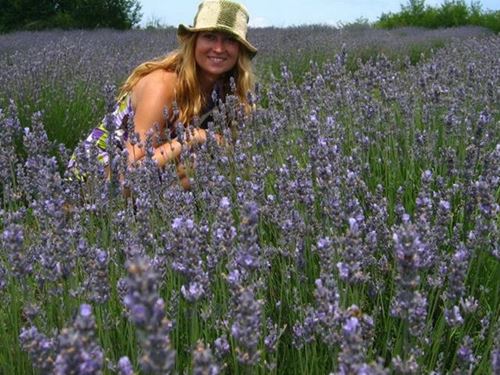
[138,0,499,28]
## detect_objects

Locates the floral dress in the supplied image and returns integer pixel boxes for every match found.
[67,94,133,179]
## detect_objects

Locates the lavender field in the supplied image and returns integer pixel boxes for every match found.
[0,26,499,374]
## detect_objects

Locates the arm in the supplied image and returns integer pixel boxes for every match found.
[126,70,207,168]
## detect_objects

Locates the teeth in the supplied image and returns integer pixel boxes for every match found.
[209,57,224,62]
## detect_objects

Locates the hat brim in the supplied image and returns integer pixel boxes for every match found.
[178,24,257,59]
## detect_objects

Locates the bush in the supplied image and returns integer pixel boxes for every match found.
[376,0,500,33]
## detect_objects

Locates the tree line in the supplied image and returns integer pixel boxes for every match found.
[1,0,498,34]
[0,0,142,33]
[375,0,499,33]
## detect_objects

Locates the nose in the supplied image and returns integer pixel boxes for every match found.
[212,36,225,53]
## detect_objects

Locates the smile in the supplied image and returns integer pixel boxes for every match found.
[208,56,226,63]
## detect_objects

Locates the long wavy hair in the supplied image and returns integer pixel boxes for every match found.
[119,32,255,125]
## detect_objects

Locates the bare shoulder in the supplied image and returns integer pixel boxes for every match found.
[132,69,177,106]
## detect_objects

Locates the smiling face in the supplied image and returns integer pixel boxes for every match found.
[195,31,240,87]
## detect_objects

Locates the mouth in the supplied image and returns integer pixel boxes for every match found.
[208,56,226,63]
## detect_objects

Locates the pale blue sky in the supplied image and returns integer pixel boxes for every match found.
[138,0,499,28]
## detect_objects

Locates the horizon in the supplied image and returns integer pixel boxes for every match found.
[138,0,500,28]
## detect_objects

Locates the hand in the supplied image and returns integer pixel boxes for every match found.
[176,163,192,191]
[187,128,207,147]
[214,133,225,146]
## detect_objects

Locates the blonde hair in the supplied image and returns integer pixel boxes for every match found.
[119,33,255,125]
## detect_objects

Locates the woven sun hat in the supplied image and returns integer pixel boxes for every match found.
[178,0,257,58]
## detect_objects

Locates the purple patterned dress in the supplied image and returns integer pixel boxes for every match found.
[67,94,133,178]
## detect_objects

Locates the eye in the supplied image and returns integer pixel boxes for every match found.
[201,32,217,41]
[224,35,238,44]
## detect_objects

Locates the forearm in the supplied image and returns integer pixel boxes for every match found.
[128,128,207,168]
[152,139,184,168]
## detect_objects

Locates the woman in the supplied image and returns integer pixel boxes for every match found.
[70,0,257,189]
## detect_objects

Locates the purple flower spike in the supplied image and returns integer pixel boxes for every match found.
[117,356,134,375]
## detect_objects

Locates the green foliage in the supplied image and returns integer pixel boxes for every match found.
[143,15,169,30]
[0,0,142,33]
[376,0,500,32]
[337,17,372,31]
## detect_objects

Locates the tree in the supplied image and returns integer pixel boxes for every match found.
[375,0,500,33]
[0,0,142,33]
[71,0,142,29]
[400,0,427,26]
[402,0,426,16]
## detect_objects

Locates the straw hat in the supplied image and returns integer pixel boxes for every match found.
[178,0,257,58]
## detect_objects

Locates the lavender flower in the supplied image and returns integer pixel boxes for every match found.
[233,201,262,274]
[390,218,428,338]
[230,286,263,366]
[3,221,32,279]
[336,216,369,284]
[81,247,110,304]
[445,243,470,303]
[121,256,176,374]
[192,340,220,375]
[166,216,208,302]
[292,307,317,349]
[294,275,341,349]
[391,355,419,375]
[0,100,22,194]
[208,196,237,275]
[315,236,337,275]
[0,263,6,291]
[337,315,366,374]
[19,326,57,374]
[263,318,285,354]
[491,324,500,374]
[456,335,476,367]
[213,335,230,359]
[117,356,134,375]
[53,304,104,375]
